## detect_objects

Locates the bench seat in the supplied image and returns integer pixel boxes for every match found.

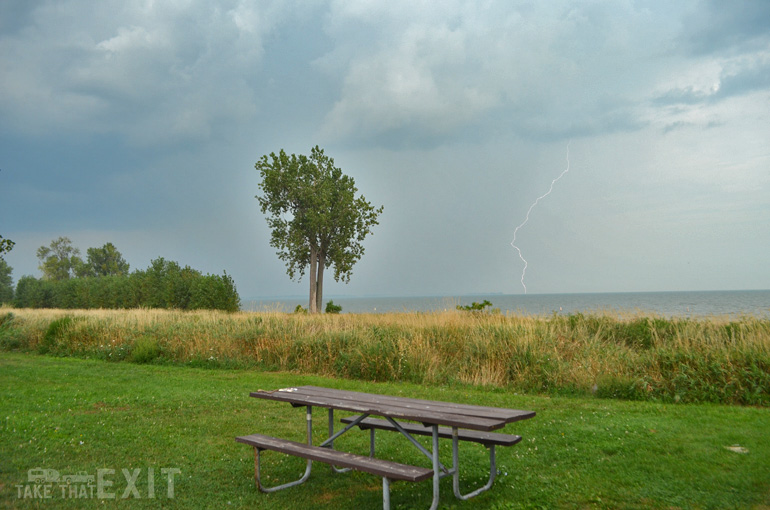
[340,416,522,447]
[236,433,433,482]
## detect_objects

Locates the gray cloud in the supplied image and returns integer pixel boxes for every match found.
[681,0,770,56]
[0,0,297,144]
[2,0,769,296]
[314,2,699,149]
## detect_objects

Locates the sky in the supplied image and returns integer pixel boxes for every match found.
[1,0,769,300]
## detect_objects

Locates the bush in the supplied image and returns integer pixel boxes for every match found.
[457,300,493,312]
[325,300,342,314]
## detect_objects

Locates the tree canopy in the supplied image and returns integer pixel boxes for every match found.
[84,242,130,277]
[256,146,383,313]
[36,236,83,281]
[0,235,14,256]
[0,235,14,303]
[0,258,13,303]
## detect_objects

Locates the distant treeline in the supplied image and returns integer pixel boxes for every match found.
[13,257,240,312]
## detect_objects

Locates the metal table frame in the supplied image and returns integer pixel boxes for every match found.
[250,386,535,509]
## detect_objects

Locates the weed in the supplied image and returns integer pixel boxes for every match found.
[2,308,769,405]
[131,336,163,364]
[0,312,21,350]
[39,316,75,354]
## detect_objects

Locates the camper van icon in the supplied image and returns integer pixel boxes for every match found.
[27,468,59,483]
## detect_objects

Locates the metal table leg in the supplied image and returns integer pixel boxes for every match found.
[451,427,497,500]
[253,405,314,492]
[429,424,440,510]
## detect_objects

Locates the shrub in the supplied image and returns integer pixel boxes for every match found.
[325,300,342,314]
[457,300,493,312]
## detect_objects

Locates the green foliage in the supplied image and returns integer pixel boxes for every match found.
[131,336,163,363]
[0,258,13,303]
[293,304,308,314]
[325,300,342,314]
[0,234,14,255]
[457,299,493,312]
[14,275,54,308]
[256,146,383,312]
[595,375,648,400]
[39,316,75,354]
[13,258,240,312]
[0,312,13,328]
[189,271,241,312]
[0,312,20,349]
[84,242,130,277]
[36,236,84,281]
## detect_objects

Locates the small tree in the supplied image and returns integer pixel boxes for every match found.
[456,300,493,312]
[37,237,84,281]
[85,242,130,277]
[256,146,383,313]
[325,300,342,314]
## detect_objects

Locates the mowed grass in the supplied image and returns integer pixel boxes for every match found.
[1,352,769,509]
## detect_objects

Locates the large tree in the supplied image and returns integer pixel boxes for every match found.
[256,146,383,313]
[36,236,84,281]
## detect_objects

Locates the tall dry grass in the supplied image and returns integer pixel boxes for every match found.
[1,306,768,405]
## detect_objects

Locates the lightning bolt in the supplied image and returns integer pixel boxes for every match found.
[511,143,571,293]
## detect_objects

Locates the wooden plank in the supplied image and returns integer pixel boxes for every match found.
[250,386,535,431]
[339,416,523,447]
[301,386,533,422]
[250,390,506,431]
[235,434,433,482]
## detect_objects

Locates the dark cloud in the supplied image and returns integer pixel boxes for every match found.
[653,61,770,107]
[681,0,770,55]
[0,0,37,35]
[716,62,770,99]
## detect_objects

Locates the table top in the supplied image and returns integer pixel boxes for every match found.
[251,385,535,432]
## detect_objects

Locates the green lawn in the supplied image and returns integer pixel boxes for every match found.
[1,352,768,509]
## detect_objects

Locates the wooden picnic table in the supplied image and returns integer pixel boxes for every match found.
[237,385,535,509]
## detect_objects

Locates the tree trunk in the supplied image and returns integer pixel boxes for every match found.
[316,251,325,313]
[308,247,318,313]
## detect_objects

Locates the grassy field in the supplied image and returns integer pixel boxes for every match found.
[1,352,769,509]
[1,307,768,405]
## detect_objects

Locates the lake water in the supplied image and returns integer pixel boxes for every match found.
[243,290,770,318]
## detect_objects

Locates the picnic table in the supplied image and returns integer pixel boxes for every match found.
[236,385,535,509]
